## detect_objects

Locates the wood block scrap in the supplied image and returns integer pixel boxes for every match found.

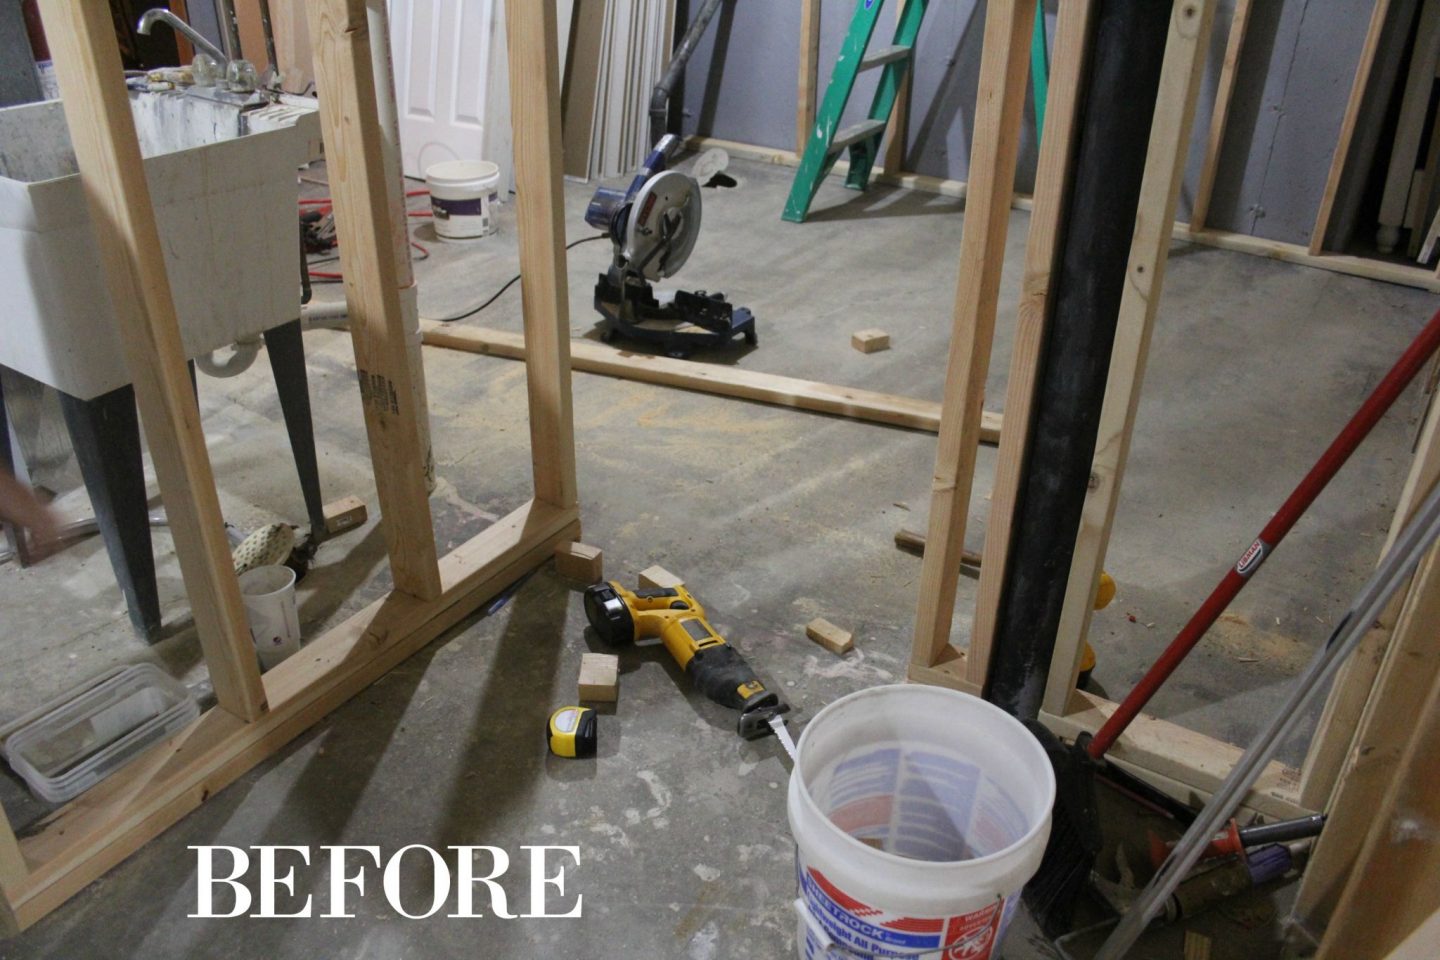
[554,541,604,582]
[1182,931,1211,960]
[894,528,983,568]
[852,329,891,353]
[578,652,619,702]
[638,564,684,590]
[322,495,368,537]
[806,617,854,655]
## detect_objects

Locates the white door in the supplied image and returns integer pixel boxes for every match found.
[386,0,513,188]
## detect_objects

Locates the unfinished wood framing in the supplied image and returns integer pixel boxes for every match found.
[881,0,1323,816]
[3,0,579,931]
[1310,0,1393,256]
[1293,538,1440,940]
[967,0,1095,688]
[796,0,821,155]
[1379,906,1440,960]
[1187,0,1252,232]
[1299,397,1440,805]
[689,133,1440,294]
[882,0,911,176]
[687,0,1420,854]
[507,0,579,512]
[421,323,1003,442]
[40,0,267,723]
[308,0,441,601]
[1311,650,1440,958]
[1041,690,1308,822]
[1042,0,1216,718]
[908,0,1037,695]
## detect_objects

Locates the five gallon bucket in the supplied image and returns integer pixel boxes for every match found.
[425,159,501,240]
[788,684,1055,959]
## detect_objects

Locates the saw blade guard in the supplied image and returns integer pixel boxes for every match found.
[623,169,701,281]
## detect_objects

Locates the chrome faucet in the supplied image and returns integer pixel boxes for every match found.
[136,8,229,67]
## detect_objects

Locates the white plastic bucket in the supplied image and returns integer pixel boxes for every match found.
[425,159,501,240]
[788,684,1055,960]
[239,564,302,670]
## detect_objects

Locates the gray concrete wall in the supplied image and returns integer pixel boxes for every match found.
[676,0,1379,247]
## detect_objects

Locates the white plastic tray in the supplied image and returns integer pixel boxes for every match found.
[5,664,199,803]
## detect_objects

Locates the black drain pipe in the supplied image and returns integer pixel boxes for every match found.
[649,0,725,147]
[986,0,1176,720]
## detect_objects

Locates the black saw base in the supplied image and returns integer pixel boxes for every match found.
[594,272,757,359]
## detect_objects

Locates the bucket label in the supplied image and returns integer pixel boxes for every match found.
[431,196,489,219]
[799,866,1008,959]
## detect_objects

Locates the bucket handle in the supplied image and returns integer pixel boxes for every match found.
[792,898,965,959]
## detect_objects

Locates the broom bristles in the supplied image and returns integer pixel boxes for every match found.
[1022,721,1103,939]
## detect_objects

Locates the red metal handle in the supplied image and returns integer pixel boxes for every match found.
[1088,306,1440,760]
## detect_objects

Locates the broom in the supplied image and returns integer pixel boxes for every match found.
[1024,304,1440,936]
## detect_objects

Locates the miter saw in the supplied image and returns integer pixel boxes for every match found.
[584,135,756,358]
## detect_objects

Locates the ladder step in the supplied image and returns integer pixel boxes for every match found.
[859,44,912,71]
[826,119,888,155]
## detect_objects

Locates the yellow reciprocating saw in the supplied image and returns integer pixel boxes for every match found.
[583,579,789,740]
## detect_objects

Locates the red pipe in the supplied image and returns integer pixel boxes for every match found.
[1089,306,1440,759]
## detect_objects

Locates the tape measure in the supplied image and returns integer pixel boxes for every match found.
[547,706,597,758]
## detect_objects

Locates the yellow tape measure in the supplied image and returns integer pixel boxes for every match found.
[547,706,598,758]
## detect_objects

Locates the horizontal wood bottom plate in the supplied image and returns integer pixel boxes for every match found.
[7,499,579,929]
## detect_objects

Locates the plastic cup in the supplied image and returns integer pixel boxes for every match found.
[239,564,302,670]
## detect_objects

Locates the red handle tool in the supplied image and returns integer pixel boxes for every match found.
[1089,307,1440,759]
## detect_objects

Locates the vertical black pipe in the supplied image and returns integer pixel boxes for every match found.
[987,0,1175,719]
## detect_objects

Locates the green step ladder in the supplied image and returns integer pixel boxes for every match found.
[783,0,1049,224]
[783,0,930,223]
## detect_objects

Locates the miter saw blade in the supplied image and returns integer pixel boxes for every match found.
[623,169,701,281]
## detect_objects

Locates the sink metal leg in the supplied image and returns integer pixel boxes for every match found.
[264,319,327,537]
[0,372,34,567]
[58,385,163,641]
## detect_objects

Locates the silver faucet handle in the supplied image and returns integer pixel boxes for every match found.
[191,53,220,88]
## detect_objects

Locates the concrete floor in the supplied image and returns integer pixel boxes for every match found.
[0,155,1432,958]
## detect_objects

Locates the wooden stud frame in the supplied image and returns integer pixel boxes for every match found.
[797,0,821,156]
[961,0,1096,691]
[906,0,1320,821]
[775,0,1440,295]
[1027,0,1323,820]
[4,0,579,932]
[745,0,1424,852]
[1311,0,1393,258]
[1303,0,1440,288]
[755,0,1417,827]
[907,0,1038,695]
[1188,0,1253,233]
[1042,0,1216,718]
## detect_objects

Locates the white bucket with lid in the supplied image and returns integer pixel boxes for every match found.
[425,159,501,240]
[788,684,1054,959]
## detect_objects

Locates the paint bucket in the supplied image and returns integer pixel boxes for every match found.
[425,159,501,240]
[239,564,302,670]
[787,684,1054,959]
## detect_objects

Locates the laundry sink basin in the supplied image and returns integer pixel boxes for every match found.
[0,88,321,400]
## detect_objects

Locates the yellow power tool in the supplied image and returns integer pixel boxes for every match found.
[583,579,789,740]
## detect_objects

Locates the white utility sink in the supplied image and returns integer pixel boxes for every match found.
[0,87,321,400]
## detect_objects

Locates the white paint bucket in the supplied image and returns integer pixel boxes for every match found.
[425,159,501,240]
[239,564,302,670]
[788,685,1054,960]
